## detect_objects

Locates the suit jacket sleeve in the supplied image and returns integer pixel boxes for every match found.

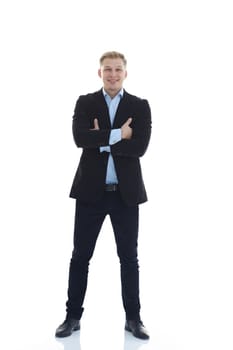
[72,95,110,149]
[111,99,152,158]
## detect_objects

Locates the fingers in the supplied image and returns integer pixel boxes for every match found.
[90,118,99,130]
[93,118,99,130]
[125,117,132,126]
[121,117,133,139]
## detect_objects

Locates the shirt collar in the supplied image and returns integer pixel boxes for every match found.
[102,88,124,99]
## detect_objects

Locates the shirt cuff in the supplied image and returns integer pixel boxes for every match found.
[109,129,121,145]
[99,129,121,153]
[100,146,110,153]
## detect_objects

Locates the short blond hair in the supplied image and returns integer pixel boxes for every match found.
[99,51,127,67]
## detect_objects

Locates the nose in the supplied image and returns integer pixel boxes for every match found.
[110,69,117,76]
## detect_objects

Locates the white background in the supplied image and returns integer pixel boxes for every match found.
[0,1,233,349]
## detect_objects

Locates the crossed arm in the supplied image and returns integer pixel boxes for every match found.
[92,117,133,139]
[72,98,151,158]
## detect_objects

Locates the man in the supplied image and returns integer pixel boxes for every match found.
[55,51,152,340]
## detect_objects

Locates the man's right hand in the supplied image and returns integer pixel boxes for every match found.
[91,118,99,130]
[121,118,133,139]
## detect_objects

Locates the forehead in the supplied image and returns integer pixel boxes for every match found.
[101,58,126,68]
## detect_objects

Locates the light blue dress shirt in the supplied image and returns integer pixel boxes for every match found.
[100,88,123,184]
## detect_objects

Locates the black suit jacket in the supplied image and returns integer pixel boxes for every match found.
[70,89,152,206]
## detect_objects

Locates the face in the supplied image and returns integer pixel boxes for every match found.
[98,58,127,98]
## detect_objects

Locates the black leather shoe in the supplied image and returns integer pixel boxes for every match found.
[55,318,80,338]
[125,320,150,340]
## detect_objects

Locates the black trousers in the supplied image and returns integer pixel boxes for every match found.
[66,190,141,320]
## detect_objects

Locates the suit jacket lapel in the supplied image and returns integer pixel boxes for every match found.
[94,89,130,129]
[94,90,111,128]
[112,90,129,128]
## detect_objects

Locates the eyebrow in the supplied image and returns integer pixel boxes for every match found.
[103,65,124,69]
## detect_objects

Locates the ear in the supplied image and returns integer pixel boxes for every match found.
[124,70,128,79]
[98,69,102,78]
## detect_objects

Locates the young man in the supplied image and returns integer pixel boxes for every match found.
[55,51,152,340]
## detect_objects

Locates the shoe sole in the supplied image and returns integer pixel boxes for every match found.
[55,325,80,338]
[125,324,131,332]
[125,325,149,340]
